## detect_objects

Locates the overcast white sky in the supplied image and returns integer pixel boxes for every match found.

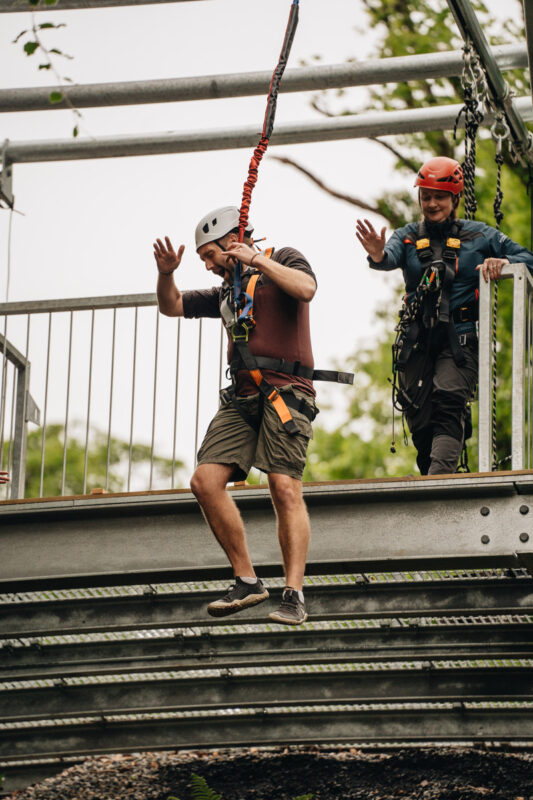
[0,0,526,487]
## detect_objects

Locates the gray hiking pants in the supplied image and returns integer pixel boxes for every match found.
[398,331,478,475]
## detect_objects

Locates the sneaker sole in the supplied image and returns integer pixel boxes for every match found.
[207,590,270,618]
[268,610,308,625]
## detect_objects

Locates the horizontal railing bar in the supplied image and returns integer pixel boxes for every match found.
[3,666,532,722]
[1,579,531,638]
[0,0,205,9]
[0,333,27,370]
[0,45,526,113]
[2,707,532,761]
[5,96,533,165]
[0,294,157,317]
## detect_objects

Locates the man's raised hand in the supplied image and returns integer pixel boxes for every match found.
[153,237,185,276]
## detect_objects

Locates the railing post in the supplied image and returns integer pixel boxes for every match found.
[511,264,528,470]
[10,362,29,499]
[478,271,493,472]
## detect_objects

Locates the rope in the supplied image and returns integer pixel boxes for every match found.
[238,0,299,242]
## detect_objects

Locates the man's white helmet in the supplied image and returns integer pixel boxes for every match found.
[194,206,254,251]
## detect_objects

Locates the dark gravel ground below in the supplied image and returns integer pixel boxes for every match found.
[4,746,533,800]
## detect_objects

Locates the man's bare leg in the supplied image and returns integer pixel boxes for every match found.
[267,472,310,591]
[190,462,256,577]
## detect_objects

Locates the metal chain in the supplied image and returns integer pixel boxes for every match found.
[454,42,488,220]
[490,114,510,470]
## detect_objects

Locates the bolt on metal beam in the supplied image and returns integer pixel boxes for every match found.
[0,0,204,10]
[0,45,527,114]
[3,95,533,165]
[447,0,533,162]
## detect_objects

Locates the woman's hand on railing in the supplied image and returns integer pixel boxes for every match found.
[0,471,10,484]
[476,257,509,283]
[153,236,185,276]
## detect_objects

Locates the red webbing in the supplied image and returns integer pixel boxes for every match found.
[238,0,299,241]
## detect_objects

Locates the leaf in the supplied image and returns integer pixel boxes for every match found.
[23,41,39,56]
[49,90,63,104]
[190,773,221,800]
[12,30,29,44]
[72,125,79,138]
[39,22,66,30]
[38,63,52,70]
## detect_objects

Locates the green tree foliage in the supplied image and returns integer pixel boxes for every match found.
[303,0,531,479]
[8,424,182,497]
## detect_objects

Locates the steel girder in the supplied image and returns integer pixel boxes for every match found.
[2,473,533,591]
[2,578,533,638]
[2,707,533,761]
[2,622,533,681]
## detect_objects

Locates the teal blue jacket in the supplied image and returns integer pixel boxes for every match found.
[369,218,533,320]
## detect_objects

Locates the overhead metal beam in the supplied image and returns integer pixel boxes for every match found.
[3,622,532,681]
[447,0,533,162]
[0,45,526,113]
[2,706,532,760]
[3,96,532,165]
[2,578,532,638]
[1,473,533,592]
[524,0,533,104]
[0,0,205,10]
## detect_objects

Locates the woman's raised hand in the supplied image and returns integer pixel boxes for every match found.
[356,218,386,263]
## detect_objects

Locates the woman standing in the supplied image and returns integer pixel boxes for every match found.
[356,156,533,476]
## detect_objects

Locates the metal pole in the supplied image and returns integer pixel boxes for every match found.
[4,97,533,165]
[447,0,533,162]
[525,0,533,104]
[511,265,530,470]
[478,272,493,472]
[0,45,526,113]
[0,0,206,10]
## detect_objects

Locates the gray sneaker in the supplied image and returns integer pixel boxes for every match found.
[268,587,308,625]
[207,577,269,617]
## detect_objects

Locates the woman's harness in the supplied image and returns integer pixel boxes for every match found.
[392,219,478,412]
[219,250,354,435]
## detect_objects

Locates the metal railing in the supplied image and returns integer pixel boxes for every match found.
[0,326,40,500]
[478,262,533,472]
[0,294,226,500]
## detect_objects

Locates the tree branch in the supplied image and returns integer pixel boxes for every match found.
[368,137,419,173]
[269,154,385,216]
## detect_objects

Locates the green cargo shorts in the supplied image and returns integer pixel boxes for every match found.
[197,385,316,481]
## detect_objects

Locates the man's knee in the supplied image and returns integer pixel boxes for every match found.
[190,463,231,501]
[268,473,304,510]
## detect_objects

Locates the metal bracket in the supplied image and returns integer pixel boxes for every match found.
[0,139,14,210]
[25,392,40,426]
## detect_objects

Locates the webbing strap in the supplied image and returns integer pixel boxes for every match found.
[233,340,299,435]
[230,353,353,384]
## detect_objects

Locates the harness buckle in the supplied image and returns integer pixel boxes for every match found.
[459,333,468,346]
[267,388,281,403]
[229,319,255,342]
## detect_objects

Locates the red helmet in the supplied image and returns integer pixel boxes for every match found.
[414,157,464,195]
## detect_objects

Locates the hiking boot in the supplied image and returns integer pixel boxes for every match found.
[207,577,269,618]
[268,587,308,625]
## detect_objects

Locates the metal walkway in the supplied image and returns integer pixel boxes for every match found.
[1,473,533,793]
